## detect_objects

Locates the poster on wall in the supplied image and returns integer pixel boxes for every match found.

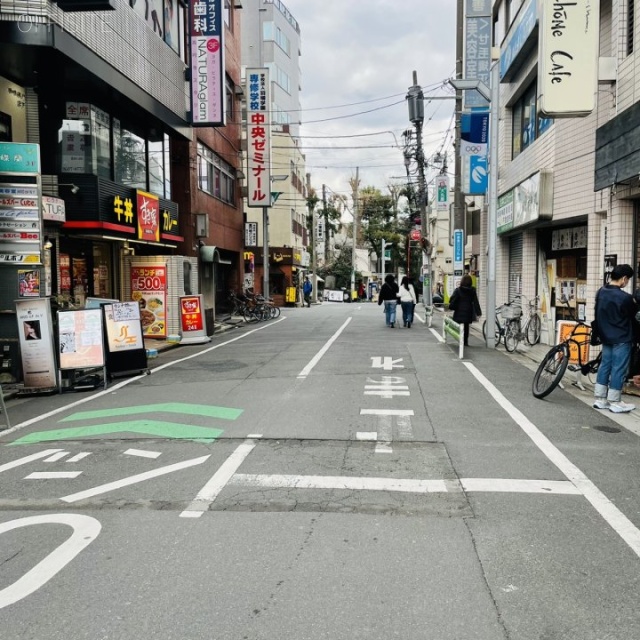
[131,264,167,337]
[16,298,57,390]
[18,269,40,297]
[57,308,105,370]
[604,254,617,286]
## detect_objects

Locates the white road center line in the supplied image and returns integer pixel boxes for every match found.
[124,448,162,459]
[464,361,640,558]
[25,472,82,479]
[360,409,414,416]
[60,455,211,503]
[297,318,352,379]
[180,437,260,518]
[43,452,69,462]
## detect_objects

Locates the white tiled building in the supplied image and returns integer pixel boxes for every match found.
[482,0,639,345]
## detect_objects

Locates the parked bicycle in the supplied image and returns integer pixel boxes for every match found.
[503,294,541,352]
[482,301,519,347]
[532,297,601,399]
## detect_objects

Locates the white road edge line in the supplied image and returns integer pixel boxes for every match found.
[2,318,287,437]
[464,361,640,558]
[360,409,414,416]
[60,454,211,503]
[297,317,352,379]
[180,436,261,518]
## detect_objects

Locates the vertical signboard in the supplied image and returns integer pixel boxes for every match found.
[179,294,209,344]
[436,175,450,212]
[246,68,271,208]
[16,298,57,390]
[189,0,225,126]
[244,221,258,246]
[131,264,167,337]
[463,0,491,109]
[103,302,148,377]
[538,0,600,117]
[136,190,160,242]
[453,229,464,276]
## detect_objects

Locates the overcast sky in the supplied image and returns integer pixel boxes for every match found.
[282,0,458,202]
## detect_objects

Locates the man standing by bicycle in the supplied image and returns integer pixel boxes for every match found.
[593,264,638,413]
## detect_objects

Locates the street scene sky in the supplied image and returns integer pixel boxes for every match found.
[283,0,458,201]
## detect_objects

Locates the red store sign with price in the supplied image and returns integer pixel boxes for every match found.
[179,295,204,333]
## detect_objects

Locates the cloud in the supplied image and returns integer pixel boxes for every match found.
[283,0,457,198]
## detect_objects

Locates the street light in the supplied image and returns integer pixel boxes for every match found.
[448,57,499,348]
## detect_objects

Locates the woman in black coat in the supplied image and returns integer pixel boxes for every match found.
[448,274,482,346]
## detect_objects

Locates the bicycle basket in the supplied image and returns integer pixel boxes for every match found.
[500,304,522,320]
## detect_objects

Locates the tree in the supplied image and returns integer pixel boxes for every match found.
[319,244,362,290]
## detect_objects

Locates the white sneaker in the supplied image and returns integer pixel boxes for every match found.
[608,401,635,413]
[593,398,610,409]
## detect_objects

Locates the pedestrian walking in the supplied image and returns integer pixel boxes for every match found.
[303,277,312,308]
[448,274,482,346]
[399,276,417,328]
[377,274,400,327]
[593,263,638,413]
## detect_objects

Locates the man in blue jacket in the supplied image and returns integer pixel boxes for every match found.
[303,277,312,308]
[593,264,638,412]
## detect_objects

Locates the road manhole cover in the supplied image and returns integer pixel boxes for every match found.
[593,425,621,433]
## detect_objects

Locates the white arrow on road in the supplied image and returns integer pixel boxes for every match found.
[370,356,404,371]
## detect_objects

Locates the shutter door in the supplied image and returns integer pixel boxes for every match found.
[508,233,523,302]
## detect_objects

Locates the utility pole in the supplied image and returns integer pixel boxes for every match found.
[407,71,432,310]
[322,184,328,264]
[307,173,317,303]
[350,168,359,298]
[453,0,465,235]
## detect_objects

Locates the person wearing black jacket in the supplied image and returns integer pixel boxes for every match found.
[377,274,400,327]
[593,264,637,413]
[448,274,482,346]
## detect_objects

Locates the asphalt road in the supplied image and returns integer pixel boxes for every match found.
[2,302,640,639]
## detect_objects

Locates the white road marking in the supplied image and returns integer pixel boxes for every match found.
[0,514,101,610]
[356,432,377,441]
[25,471,82,479]
[364,390,410,397]
[374,415,393,454]
[180,437,260,518]
[297,318,352,379]
[397,415,413,439]
[360,409,414,416]
[464,361,640,558]
[231,474,450,493]
[124,448,162,459]
[364,385,409,390]
[60,455,210,503]
[67,452,91,463]
[0,449,64,474]
[461,478,580,494]
[229,474,580,496]
[370,356,404,370]
[43,452,69,462]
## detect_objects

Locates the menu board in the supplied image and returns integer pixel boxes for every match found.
[16,298,57,389]
[104,302,144,352]
[57,308,105,370]
[131,264,167,337]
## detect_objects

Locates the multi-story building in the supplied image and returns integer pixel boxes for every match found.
[240,0,308,300]
[0,0,244,381]
[480,0,638,345]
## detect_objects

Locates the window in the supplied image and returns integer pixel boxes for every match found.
[115,121,147,190]
[129,0,186,57]
[224,0,232,31]
[197,142,236,205]
[149,132,171,198]
[225,77,234,125]
[629,0,635,55]
[511,80,553,159]
[273,65,291,94]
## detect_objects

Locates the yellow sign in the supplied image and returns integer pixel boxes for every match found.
[556,321,590,365]
[285,286,297,303]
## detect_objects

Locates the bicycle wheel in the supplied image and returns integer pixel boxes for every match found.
[532,344,569,398]
[482,319,501,347]
[243,306,260,323]
[526,313,541,345]
[504,319,520,352]
[269,305,281,319]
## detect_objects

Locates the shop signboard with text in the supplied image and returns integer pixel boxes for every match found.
[16,298,57,390]
[246,68,271,207]
[179,294,209,344]
[137,190,160,242]
[131,264,167,337]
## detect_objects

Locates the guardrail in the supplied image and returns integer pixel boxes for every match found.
[443,315,464,359]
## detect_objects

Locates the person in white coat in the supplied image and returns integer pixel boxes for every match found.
[399,276,417,328]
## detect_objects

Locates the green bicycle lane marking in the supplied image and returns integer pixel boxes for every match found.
[8,403,243,446]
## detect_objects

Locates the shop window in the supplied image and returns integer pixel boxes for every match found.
[197,142,236,205]
[115,120,147,190]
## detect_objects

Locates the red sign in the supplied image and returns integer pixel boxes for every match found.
[180,296,204,332]
[136,190,160,242]
[410,229,421,241]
